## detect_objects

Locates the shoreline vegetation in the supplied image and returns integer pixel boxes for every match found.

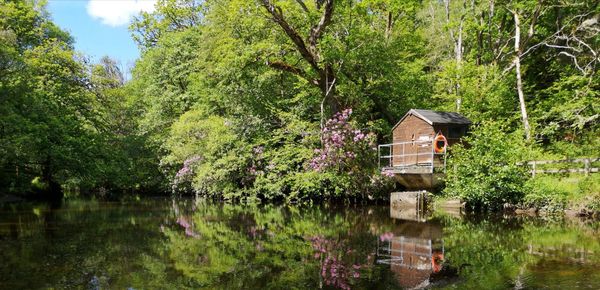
[1,0,598,212]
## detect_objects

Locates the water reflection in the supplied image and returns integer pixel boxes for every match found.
[377,220,447,289]
[0,199,599,289]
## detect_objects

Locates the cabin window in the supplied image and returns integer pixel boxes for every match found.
[411,133,415,145]
[449,127,464,139]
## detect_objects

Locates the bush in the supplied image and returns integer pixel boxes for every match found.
[164,109,394,202]
[578,175,600,212]
[444,121,530,210]
[523,178,568,212]
[163,109,249,198]
[251,109,394,202]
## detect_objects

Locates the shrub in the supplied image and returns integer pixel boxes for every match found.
[252,109,394,202]
[444,121,530,210]
[164,108,395,202]
[578,175,600,212]
[163,109,250,198]
[523,178,568,212]
[306,109,394,200]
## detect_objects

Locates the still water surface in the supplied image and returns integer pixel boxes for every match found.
[1,198,599,289]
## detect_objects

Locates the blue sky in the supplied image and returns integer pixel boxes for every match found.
[47,0,157,69]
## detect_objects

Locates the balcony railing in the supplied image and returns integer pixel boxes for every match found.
[378,140,447,173]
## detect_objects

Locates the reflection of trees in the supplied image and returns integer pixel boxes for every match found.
[3,200,599,289]
[438,214,600,289]
[164,201,392,289]
[0,199,175,289]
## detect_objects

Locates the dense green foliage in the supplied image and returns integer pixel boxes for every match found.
[1,0,598,204]
[1,0,98,197]
[444,122,530,209]
[0,0,161,198]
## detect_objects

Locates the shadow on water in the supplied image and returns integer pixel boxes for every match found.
[0,198,599,289]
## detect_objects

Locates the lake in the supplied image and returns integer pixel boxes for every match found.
[1,198,599,289]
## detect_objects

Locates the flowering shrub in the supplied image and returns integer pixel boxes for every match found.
[248,146,265,176]
[380,169,395,178]
[309,109,376,173]
[303,108,396,200]
[172,155,202,192]
[164,109,395,201]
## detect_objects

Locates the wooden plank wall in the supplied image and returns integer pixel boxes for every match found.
[392,115,434,166]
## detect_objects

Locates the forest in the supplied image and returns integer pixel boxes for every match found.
[0,0,598,210]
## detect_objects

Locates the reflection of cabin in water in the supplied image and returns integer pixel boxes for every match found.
[377,219,445,289]
[379,109,471,189]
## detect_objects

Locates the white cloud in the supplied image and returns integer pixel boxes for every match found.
[87,0,157,27]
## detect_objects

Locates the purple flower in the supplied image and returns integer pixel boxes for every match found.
[381,170,395,178]
[177,217,190,228]
[185,227,200,238]
[379,232,394,241]
[252,146,264,155]
[176,166,190,178]
[309,108,376,173]
[183,156,202,167]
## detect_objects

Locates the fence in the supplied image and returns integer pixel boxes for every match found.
[520,157,599,177]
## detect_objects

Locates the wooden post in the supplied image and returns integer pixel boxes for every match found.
[584,158,590,176]
[532,161,536,177]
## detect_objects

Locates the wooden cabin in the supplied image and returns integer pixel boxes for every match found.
[379,109,471,190]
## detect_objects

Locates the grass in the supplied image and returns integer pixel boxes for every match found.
[524,173,600,212]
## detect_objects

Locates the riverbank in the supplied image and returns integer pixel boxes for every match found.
[434,196,600,219]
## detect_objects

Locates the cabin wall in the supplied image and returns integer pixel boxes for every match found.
[392,115,435,166]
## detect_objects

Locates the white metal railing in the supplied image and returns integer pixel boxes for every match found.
[378,140,447,171]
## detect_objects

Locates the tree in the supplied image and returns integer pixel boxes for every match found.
[259,0,340,119]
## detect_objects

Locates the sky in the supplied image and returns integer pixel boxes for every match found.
[47,0,157,69]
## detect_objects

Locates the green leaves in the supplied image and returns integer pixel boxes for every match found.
[444,122,530,210]
[3,0,597,200]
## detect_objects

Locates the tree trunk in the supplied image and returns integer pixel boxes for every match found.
[445,0,465,112]
[385,12,393,40]
[260,0,340,115]
[513,11,532,141]
[42,156,63,201]
[456,16,463,112]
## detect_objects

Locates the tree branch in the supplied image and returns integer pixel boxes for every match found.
[308,0,334,56]
[558,51,586,74]
[266,60,318,85]
[259,0,320,72]
[523,0,543,48]
[294,0,309,13]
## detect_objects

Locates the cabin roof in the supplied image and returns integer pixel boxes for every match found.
[392,109,471,130]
